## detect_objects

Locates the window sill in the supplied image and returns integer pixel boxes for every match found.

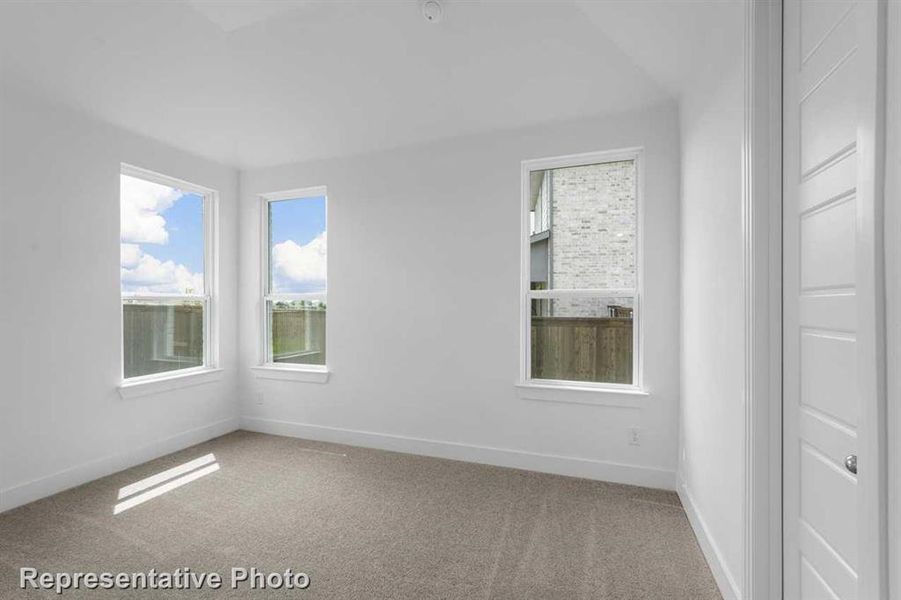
[251,365,330,383]
[118,367,224,400]
[515,381,648,407]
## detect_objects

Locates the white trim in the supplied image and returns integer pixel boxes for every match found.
[679,482,742,600]
[261,185,327,203]
[121,294,207,301]
[521,148,643,173]
[205,175,220,371]
[515,381,647,408]
[120,163,218,196]
[240,417,676,490]
[0,417,238,514]
[743,1,783,598]
[266,292,327,302]
[527,288,635,299]
[885,0,901,596]
[259,191,269,365]
[117,367,224,399]
[519,147,645,391]
[251,365,330,383]
[857,1,891,594]
[851,1,890,597]
[259,186,329,370]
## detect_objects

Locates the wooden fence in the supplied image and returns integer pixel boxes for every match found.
[123,304,626,383]
[531,316,633,384]
[270,307,326,365]
[123,303,203,378]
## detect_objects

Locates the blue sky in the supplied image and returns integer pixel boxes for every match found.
[121,175,327,295]
[149,192,204,274]
[269,196,327,294]
[120,174,205,294]
[270,196,325,248]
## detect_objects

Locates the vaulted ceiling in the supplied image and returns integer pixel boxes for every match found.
[0,0,742,169]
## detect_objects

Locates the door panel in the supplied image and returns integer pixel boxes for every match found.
[799,408,857,471]
[784,0,886,598]
[800,3,856,92]
[800,0,854,59]
[800,331,857,426]
[798,151,855,214]
[799,52,858,173]
[800,444,858,568]
[799,522,856,600]
[800,556,841,600]
[799,198,856,289]
[799,291,856,332]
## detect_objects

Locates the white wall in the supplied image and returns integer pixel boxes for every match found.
[238,104,682,489]
[0,85,240,512]
[678,65,746,598]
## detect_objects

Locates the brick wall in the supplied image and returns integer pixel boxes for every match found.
[546,160,636,315]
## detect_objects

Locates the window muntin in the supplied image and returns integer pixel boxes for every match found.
[262,190,327,368]
[120,167,215,380]
[523,151,640,388]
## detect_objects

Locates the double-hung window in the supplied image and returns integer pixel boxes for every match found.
[521,149,642,389]
[261,188,328,371]
[120,165,217,381]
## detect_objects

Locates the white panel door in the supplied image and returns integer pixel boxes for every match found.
[784,1,887,599]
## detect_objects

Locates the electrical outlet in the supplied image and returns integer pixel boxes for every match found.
[255,391,264,405]
[628,427,641,446]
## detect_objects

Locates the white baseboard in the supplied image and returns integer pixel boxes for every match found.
[0,417,240,513]
[240,416,676,490]
[678,482,742,600]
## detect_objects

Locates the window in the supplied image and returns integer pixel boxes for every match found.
[120,165,217,380]
[521,149,641,388]
[261,188,327,370]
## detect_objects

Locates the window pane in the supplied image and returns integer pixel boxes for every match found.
[123,299,204,378]
[268,196,327,294]
[530,297,633,384]
[120,174,204,295]
[529,160,636,290]
[268,300,326,365]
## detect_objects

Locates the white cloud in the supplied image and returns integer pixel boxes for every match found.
[121,246,203,295]
[120,243,142,268]
[271,231,327,292]
[120,174,180,244]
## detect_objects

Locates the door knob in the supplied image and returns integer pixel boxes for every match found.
[844,454,857,475]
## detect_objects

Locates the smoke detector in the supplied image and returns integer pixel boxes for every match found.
[421,0,443,24]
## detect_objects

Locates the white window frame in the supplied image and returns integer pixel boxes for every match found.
[254,186,330,383]
[119,163,220,388]
[518,147,645,394]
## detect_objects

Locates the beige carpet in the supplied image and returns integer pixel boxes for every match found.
[0,431,721,599]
